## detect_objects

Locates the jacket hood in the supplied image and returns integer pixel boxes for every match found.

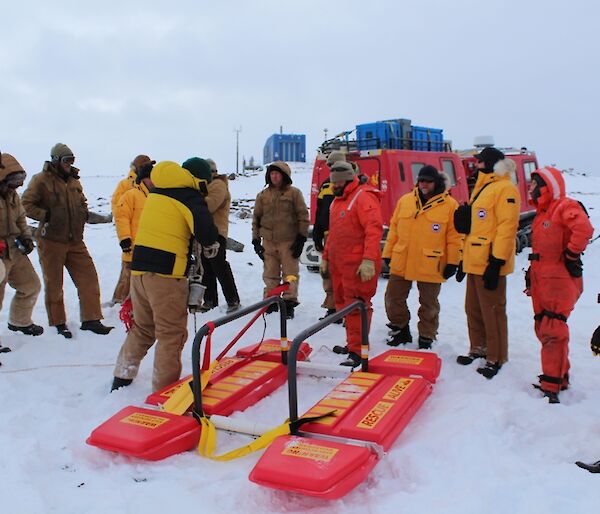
[531,166,565,208]
[265,161,292,186]
[43,160,80,178]
[0,153,25,181]
[151,160,203,191]
[493,158,516,178]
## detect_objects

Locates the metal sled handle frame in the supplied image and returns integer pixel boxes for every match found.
[191,295,288,418]
[287,300,369,431]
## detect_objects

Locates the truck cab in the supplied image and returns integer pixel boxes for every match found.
[302,121,539,271]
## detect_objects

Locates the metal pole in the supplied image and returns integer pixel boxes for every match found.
[235,126,242,174]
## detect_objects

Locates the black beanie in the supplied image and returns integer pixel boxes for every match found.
[182,157,213,183]
[476,147,505,173]
[417,165,439,182]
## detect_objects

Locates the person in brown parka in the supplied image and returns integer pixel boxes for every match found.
[0,152,44,354]
[194,158,240,313]
[21,143,113,338]
[252,161,309,319]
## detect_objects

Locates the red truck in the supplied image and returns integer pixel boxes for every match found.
[301,131,538,271]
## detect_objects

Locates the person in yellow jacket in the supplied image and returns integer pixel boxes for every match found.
[382,165,462,349]
[111,163,154,304]
[111,159,219,392]
[110,155,155,304]
[455,148,520,379]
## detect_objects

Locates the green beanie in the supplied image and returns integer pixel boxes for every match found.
[182,157,212,183]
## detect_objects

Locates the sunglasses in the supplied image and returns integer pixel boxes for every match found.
[60,155,75,164]
[418,178,435,183]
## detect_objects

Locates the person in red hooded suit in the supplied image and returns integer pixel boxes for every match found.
[526,166,594,403]
[320,161,383,367]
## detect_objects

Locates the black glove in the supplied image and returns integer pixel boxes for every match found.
[591,325,600,356]
[252,238,265,261]
[482,256,505,291]
[564,249,583,278]
[442,264,458,279]
[119,238,132,253]
[313,235,324,253]
[17,237,35,255]
[290,234,307,259]
[383,257,391,266]
[455,261,466,282]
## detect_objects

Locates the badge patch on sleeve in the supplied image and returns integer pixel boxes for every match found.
[507,198,516,204]
[477,208,487,219]
[431,223,441,232]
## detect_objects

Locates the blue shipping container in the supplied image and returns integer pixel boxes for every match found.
[356,121,404,150]
[263,134,306,164]
[411,126,444,152]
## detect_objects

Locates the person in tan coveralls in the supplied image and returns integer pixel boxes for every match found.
[0,152,44,355]
[111,159,219,392]
[21,143,112,339]
[252,161,309,319]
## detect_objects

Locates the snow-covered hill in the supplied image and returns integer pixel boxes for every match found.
[1,164,599,514]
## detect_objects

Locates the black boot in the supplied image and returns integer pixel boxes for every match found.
[534,385,560,404]
[199,301,216,313]
[0,344,11,353]
[332,345,349,354]
[320,308,343,324]
[111,377,133,392]
[226,302,241,313]
[56,324,73,339]
[477,361,502,379]
[81,320,114,335]
[456,352,486,365]
[284,300,297,320]
[8,323,44,336]
[339,351,361,368]
[418,336,433,350]
[265,303,278,314]
[575,460,600,473]
[386,324,412,346]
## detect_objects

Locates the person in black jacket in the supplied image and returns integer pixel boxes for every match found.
[313,151,346,321]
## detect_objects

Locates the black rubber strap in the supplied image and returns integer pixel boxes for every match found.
[534,310,568,322]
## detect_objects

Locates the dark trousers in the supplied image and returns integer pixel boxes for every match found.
[201,235,240,306]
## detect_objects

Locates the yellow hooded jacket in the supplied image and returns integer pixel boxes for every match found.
[114,181,151,263]
[111,169,137,214]
[383,186,462,283]
[131,161,218,278]
[462,166,521,276]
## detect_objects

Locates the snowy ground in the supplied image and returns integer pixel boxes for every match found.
[1,164,599,514]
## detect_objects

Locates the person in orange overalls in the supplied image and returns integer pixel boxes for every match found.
[321,161,383,367]
[526,166,593,404]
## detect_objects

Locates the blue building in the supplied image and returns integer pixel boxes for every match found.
[263,133,306,164]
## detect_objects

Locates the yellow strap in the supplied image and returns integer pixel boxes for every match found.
[197,416,291,461]
[196,409,338,461]
[162,360,218,415]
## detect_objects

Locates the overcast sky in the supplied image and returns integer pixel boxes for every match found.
[2,0,599,179]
